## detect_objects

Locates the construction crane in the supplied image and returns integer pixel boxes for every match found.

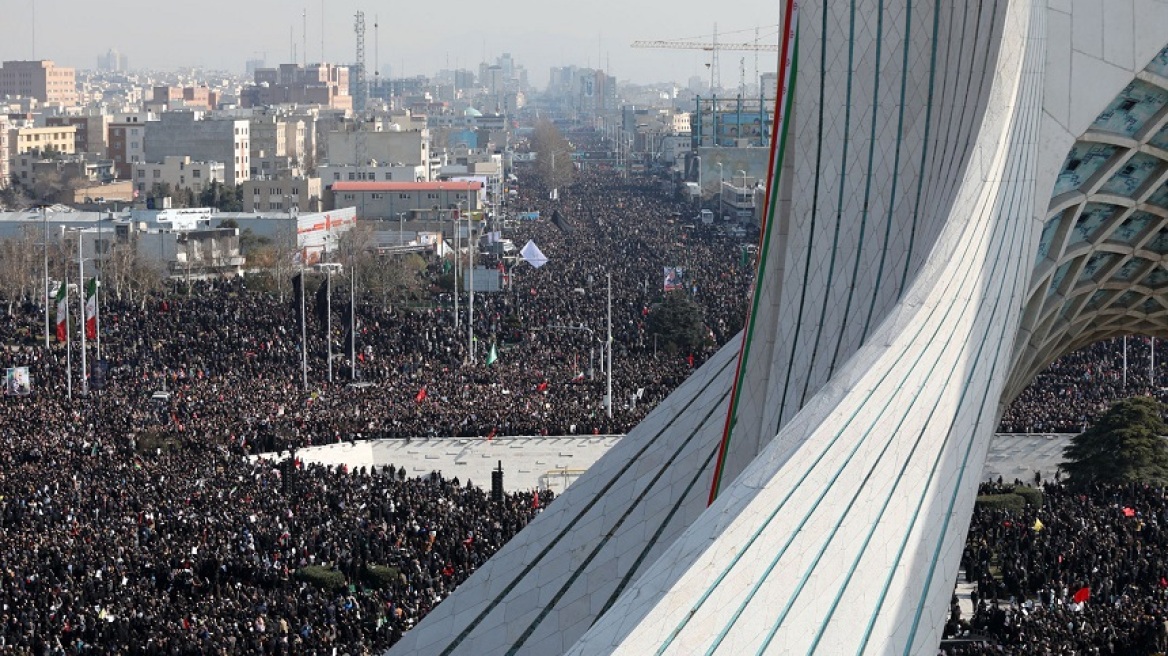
[629,40,779,51]
[632,24,778,94]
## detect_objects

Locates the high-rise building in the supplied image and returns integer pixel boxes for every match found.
[242,63,352,110]
[0,60,78,106]
[96,49,128,72]
[145,112,250,185]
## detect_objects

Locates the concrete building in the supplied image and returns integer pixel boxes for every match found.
[317,163,426,184]
[45,115,109,156]
[387,4,1168,655]
[96,49,128,73]
[107,122,148,180]
[151,86,218,111]
[249,112,298,179]
[325,126,429,172]
[9,125,77,156]
[241,176,321,213]
[0,60,78,106]
[144,112,250,185]
[243,63,352,110]
[133,156,225,196]
[0,116,9,188]
[325,180,481,220]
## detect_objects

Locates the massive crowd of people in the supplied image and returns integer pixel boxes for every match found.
[0,138,756,653]
[4,125,1168,653]
[999,336,1168,434]
[942,480,1168,655]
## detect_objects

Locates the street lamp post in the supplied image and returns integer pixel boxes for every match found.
[42,205,50,349]
[77,233,88,396]
[453,203,464,329]
[716,162,724,212]
[606,272,613,419]
[397,212,406,247]
[468,194,475,363]
[694,155,702,205]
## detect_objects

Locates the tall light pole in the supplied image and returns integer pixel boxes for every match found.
[77,233,87,396]
[694,155,702,205]
[452,205,462,328]
[467,193,475,363]
[716,161,724,210]
[349,237,357,381]
[42,205,50,349]
[397,211,406,246]
[606,272,613,419]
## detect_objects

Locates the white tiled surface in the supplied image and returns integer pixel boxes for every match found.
[381,1,1168,654]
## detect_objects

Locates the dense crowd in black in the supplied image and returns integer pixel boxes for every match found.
[0,147,755,653]
[999,336,1168,434]
[942,481,1168,655]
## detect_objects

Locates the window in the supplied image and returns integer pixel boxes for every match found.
[137,169,145,179]
[399,193,409,200]
[153,170,160,178]
[333,172,340,181]
[192,170,201,178]
[348,172,356,180]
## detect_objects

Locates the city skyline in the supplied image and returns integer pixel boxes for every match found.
[0,0,781,87]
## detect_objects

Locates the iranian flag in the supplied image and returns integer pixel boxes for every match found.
[84,278,97,340]
[54,281,68,342]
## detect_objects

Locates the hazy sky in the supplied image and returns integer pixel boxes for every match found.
[0,0,781,86]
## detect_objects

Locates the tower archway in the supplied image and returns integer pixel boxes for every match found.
[1010,47,1168,401]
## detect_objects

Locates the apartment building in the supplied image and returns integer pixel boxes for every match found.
[241,176,321,213]
[145,111,249,185]
[133,156,225,196]
[46,115,110,156]
[10,125,77,155]
[325,180,482,220]
[243,63,352,110]
[0,60,78,105]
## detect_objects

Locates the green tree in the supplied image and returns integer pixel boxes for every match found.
[1061,396,1168,485]
[648,292,709,354]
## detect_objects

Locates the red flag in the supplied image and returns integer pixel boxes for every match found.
[1072,587,1090,603]
[415,386,427,403]
[536,381,548,393]
[486,427,496,441]
[1123,507,1136,517]
[687,353,695,368]
[532,491,540,508]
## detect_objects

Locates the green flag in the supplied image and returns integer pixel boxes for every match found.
[486,343,498,366]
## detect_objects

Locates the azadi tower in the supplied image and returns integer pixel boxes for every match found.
[390,2,1168,653]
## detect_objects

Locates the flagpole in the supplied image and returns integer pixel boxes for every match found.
[1123,335,1128,391]
[453,207,460,329]
[299,257,308,391]
[468,194,475,364]
[78,234,87,396]
[326,268,333,383]
[349,252,356,381]
[96,211,102,361]
[606,271,612,419]
[43,205,50,349]
[1152,336,1156,388]
[65,273,72,401]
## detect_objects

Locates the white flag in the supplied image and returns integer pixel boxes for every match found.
[520,240,548,269]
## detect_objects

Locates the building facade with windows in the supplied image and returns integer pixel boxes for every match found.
[0,60,78,105]
[324,180,481,220]
[144,112,249,185]
[241,176,322,213]
[133,156,225,196]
